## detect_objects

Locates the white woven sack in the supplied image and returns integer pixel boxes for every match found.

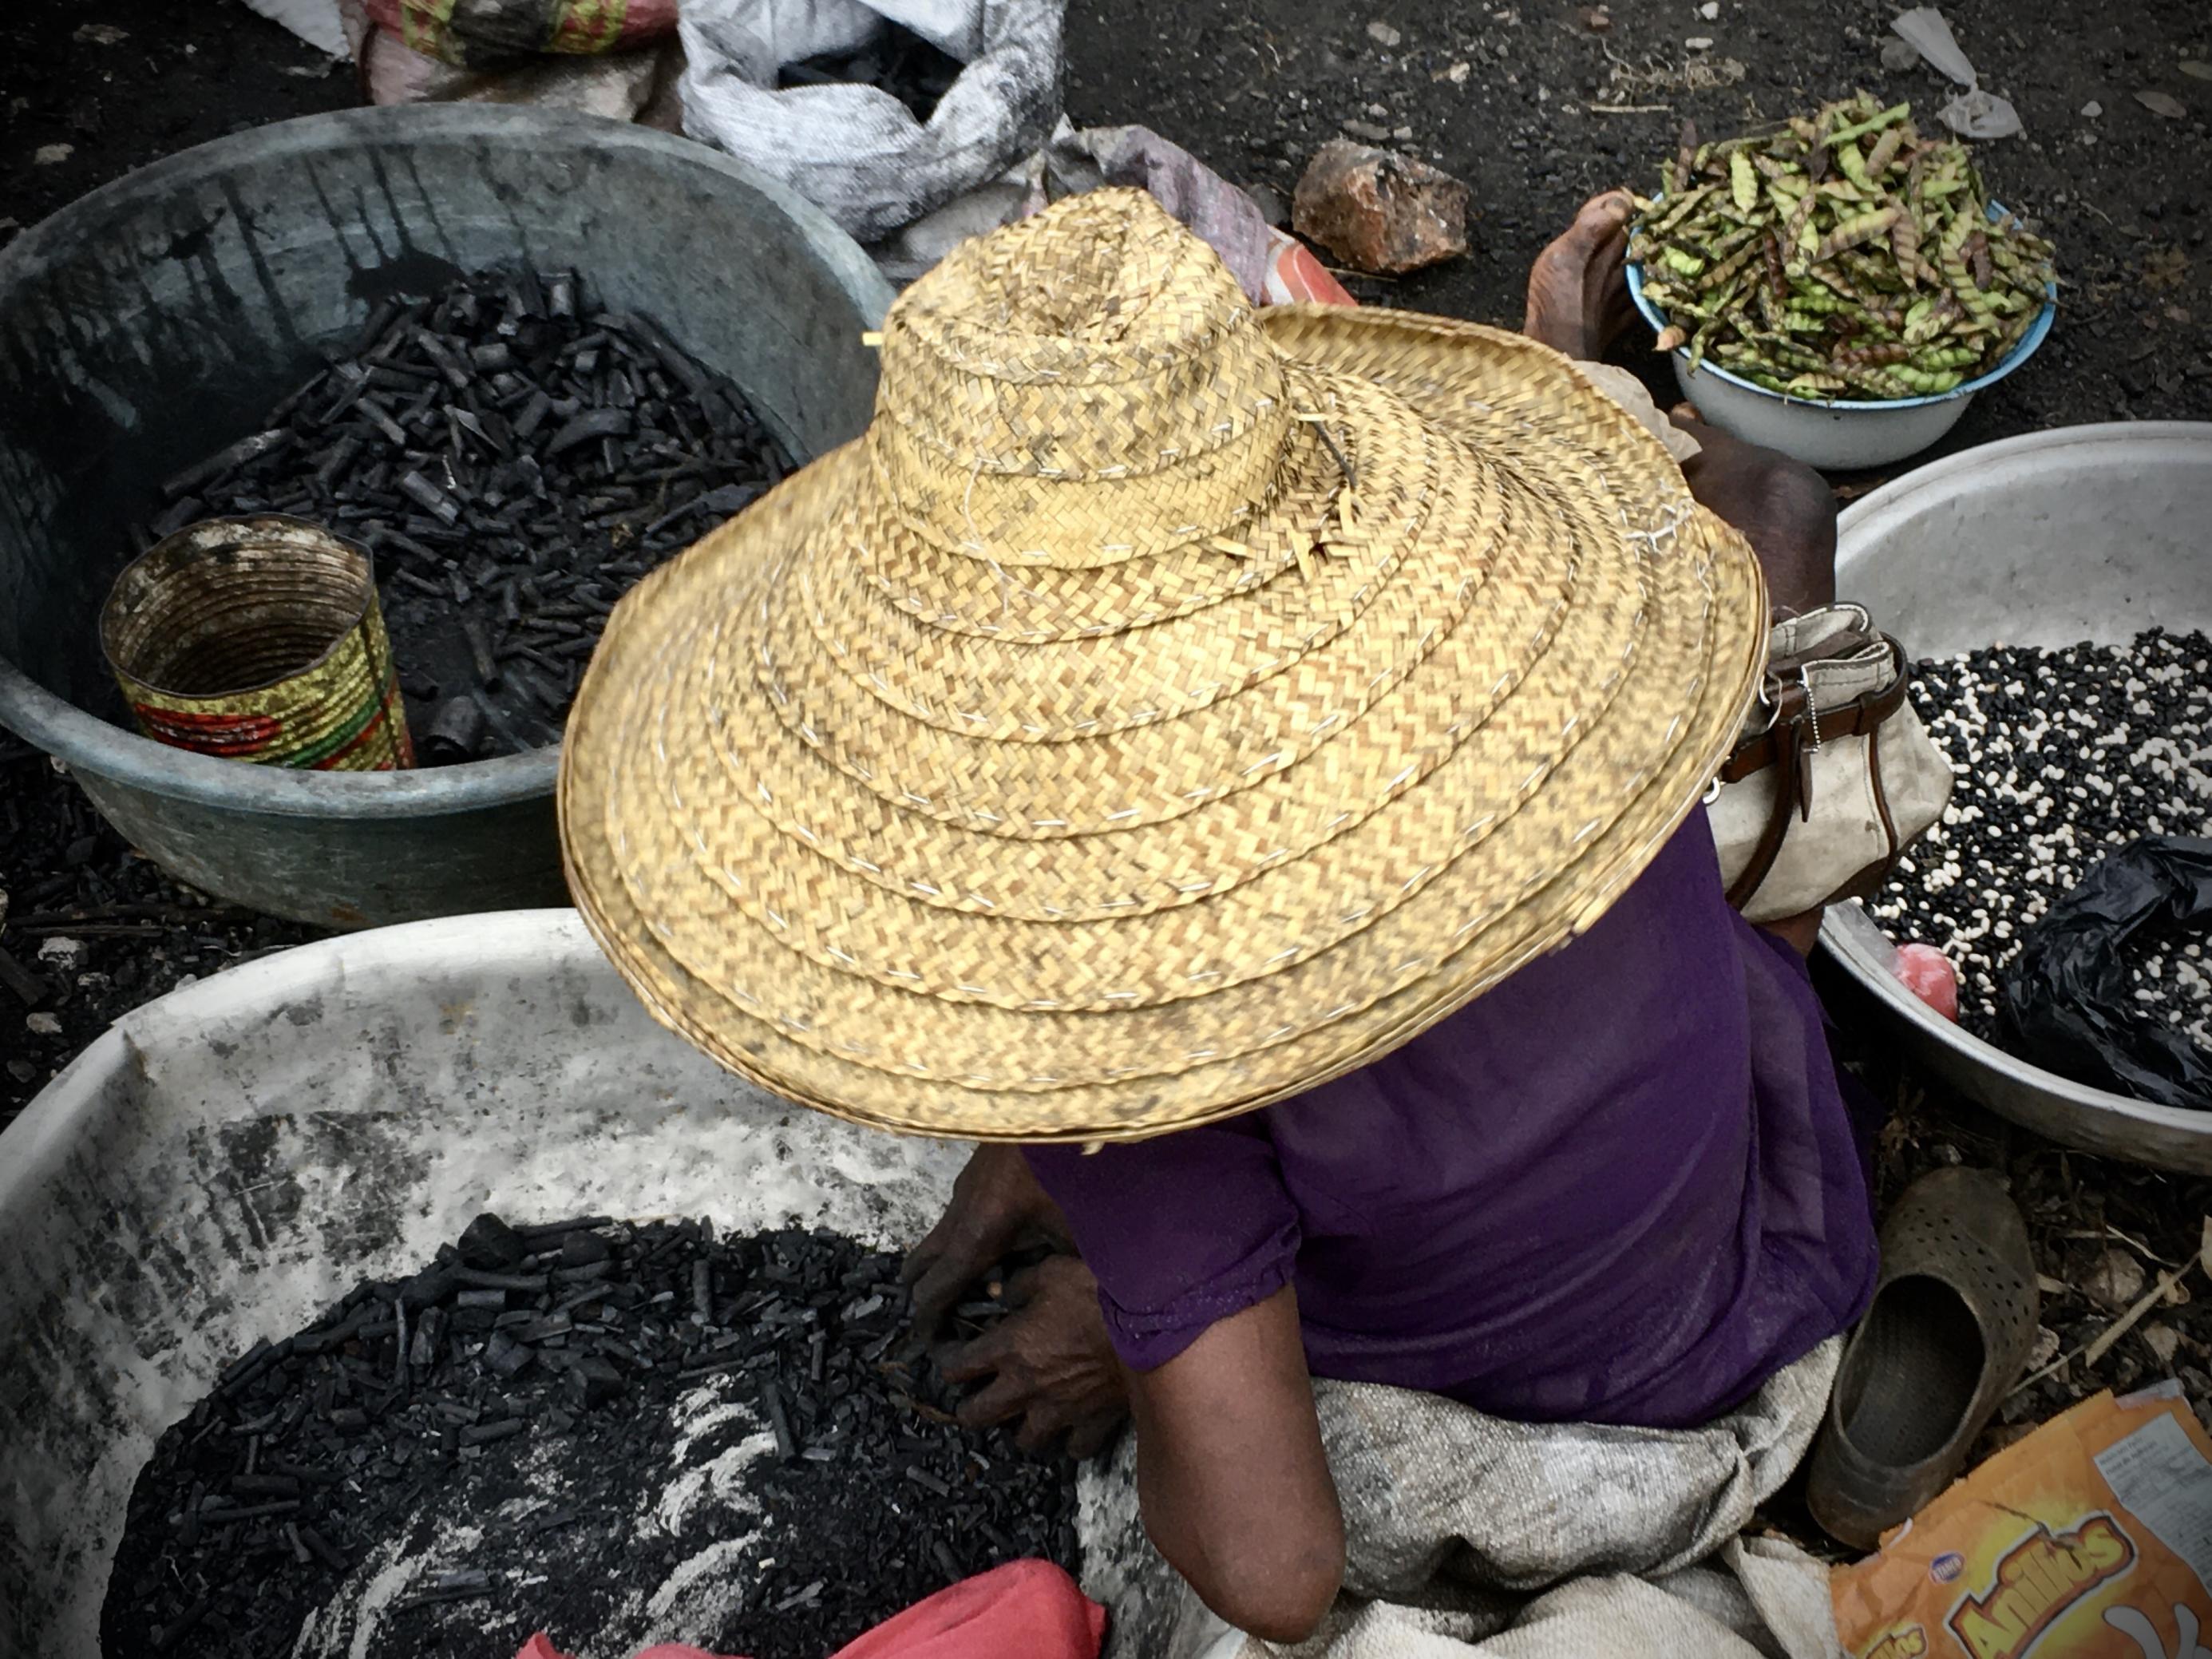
[679,0,1065,243]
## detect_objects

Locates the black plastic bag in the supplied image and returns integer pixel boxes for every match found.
[1999,837,2212,1109]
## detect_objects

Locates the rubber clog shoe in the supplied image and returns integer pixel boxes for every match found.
[1806,1166,2041,1550]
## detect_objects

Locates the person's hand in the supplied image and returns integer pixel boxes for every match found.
[901,1144,1071,1336]
[940,1255,1129,1459]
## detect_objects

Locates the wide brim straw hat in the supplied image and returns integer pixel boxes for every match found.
[560,188,1768,1142]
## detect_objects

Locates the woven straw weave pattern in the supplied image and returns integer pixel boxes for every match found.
[560,189,1767,1140]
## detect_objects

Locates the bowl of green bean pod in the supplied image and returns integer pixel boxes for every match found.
[1625,96,2057,469]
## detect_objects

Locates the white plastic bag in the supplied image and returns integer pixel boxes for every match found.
[679,0,1065,244]
[1889,6,2024,139]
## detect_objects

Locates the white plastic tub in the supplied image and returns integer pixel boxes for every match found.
[0,912,981,1657]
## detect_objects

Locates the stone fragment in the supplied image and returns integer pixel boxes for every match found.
[1293,140,1470,275]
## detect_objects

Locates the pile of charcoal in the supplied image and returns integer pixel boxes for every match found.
[777,22,964,121]
[105,1217,1080,1659]
[1866,628,2212,1043]
[137,271,793,763]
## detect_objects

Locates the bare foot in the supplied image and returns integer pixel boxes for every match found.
[1523,189,1638,359]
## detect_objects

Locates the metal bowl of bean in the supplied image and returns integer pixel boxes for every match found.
[1821,422,2212,1173]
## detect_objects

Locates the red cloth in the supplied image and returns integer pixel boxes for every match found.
[516,1558,1103,1659]
[829,1561,1105,1659]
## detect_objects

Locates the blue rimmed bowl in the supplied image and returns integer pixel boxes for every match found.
[1626,206,2056,469]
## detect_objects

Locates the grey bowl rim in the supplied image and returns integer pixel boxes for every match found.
[0,104,896,821]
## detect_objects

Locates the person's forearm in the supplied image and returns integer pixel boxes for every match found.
[1127,1288,1344,1643]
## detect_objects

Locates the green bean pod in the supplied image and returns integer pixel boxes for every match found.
[1731,150,1758,212]
[1815,208,1901,263]
[1826,100,1913,148]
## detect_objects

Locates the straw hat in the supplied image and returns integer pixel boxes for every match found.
[560,188,1767,1142]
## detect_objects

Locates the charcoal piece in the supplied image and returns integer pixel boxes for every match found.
[0,944,49,1008]
[565,1356,625,1412]
[455,1267,549,1293]
[485,1334,534,1380]
[356,398,410,447]
[508,661,565,714]
[366,362,436,390]
[410,1307,449,1368]
[398,1265,458,1309]
[762,1378,800,1462]
[296,1525,349,1573]
[398,469,461,525]
[352,298,404,357]
[416,330,473,390]
[458,1212,527,1271]
[151,1594,211,1653]
[458,1418,526,1447]
[461,616,501,691]
[691,1259,714,1324]
[558,1230,611,1267]
[548,272,578,320]
[422,697,488,764]
[310,434,364,493]
[196,1499,302,1523]
[512,388,554,442]
[162,430,291,500]
[546,407,632,457]
[149,495,208,539]
[219,1339,284,1396]
[228,1473,301,1499]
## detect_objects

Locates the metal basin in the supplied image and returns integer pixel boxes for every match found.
[0,107,893,928]
[1822,422,2212,1171]
[0,911,983,1656]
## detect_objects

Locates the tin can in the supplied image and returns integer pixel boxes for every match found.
[101,517,414,770]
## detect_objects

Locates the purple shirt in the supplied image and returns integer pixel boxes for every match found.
[1024,810,1878,1430]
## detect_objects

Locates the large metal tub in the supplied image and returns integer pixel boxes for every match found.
[0,107,893,928]
[0,911,979,1657]
[1822,422,2212,1172]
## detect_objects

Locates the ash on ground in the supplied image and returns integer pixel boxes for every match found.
[104,1219,1079,1659]
[1866,629,2212,1045]
[147,269,793,764]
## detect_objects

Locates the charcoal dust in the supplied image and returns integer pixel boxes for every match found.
[103,1219,1080,1659]
[777,23,964,123]
[0,731,323,1130]
[135,271,794,764]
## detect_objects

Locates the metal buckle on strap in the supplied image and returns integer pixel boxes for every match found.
[1747,676,1784,738]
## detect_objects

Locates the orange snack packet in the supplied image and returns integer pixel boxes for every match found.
[1832,1384,2212,1659]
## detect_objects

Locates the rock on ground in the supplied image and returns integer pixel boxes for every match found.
[1292,138,1470,275]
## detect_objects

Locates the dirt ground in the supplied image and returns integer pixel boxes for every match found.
[3,0,2211,1451]
[1065,0,2212,461]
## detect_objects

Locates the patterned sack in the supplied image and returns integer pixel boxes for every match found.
[365,0,679,66]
